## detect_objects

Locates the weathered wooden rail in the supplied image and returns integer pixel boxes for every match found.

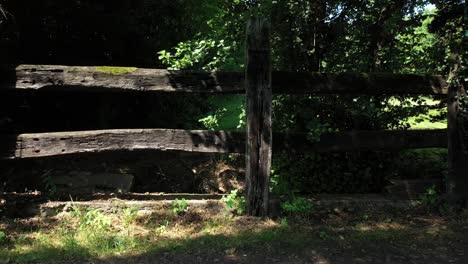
[0,129,448,159]
[1,65,448,94]
[0,17,466,215]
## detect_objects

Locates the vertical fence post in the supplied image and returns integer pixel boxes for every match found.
[447,76,465,207]
[245,17,272,216]
[447,4,468,208]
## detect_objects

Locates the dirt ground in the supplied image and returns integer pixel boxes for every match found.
[0,195,467,264]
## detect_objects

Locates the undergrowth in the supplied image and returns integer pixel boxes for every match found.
[0,200,466,264]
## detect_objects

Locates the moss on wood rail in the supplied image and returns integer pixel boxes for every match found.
[95,66,138,75]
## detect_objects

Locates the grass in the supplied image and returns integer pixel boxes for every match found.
[407,108,446,129]
[386,95,446,129]
[0,203,283,263]
[1,201,466,264]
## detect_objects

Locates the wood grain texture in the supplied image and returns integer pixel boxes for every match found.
[0,129,447,160]
[245,17,272,216]
[0,65,448,94]
[1,65,244,93]
[0,129,244,159]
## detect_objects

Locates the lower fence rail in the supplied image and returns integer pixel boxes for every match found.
[0,128,447,159]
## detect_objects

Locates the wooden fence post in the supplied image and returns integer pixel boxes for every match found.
[245,17,272,216]
[447,78,467,207]
[447,4,468,208]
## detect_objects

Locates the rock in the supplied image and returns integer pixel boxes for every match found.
[51,171,134,194]
[92,172,134,192]
[52,171,91,188]
[22,205,40,217]
[137,209,153,217]
[333,207,343,214]
[40,208,57,217]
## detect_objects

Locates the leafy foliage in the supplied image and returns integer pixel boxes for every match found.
[157,0,461,194]
[171,198,189,215]
[221,189,246,216]
[280,197,315,216]
[0,231,6,244]
[158,39,241,71]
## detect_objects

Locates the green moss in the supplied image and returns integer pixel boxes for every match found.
[95,66,137,75]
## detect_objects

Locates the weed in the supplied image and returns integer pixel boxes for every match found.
[319,230,332,240]
[66,204,140,254]
[419,185,448,214]
[0,231,6,244]
[280,197,315,216]
[156,220,170,234]
[122,207,139,226]
[41,170,57,196]
[361,214,370,221]
[76,209,111,231]
[202,219,223,234]
[171,199,189,215]
[221,189,246,217]
[280,218,288,227]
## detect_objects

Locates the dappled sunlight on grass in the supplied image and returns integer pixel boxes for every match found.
[407,108,446,129]
[353,222,407,232]
[1,205,467,263]
[0,205,287,263]
[386,96,446,129]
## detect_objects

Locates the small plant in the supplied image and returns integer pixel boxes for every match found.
[237,108,246,129]
[171,198,189,215]
[69,200,111,231]
[0,231,6,243]
[156,220,170,234]
[121,206,139,227]
[41,170,57,196]
[306,120,336,143]
[198,108,227,130]
[419,185,447,213]
[221,189,246,216]
[319,230,331,240]
[280,197,315,216]
[81,209,112,231]
[361,214,370,221]
[279,217,288,227]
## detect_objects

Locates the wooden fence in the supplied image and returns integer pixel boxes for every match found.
[0,18,466,215]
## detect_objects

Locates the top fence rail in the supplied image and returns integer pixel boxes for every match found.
[0,65,448,95]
